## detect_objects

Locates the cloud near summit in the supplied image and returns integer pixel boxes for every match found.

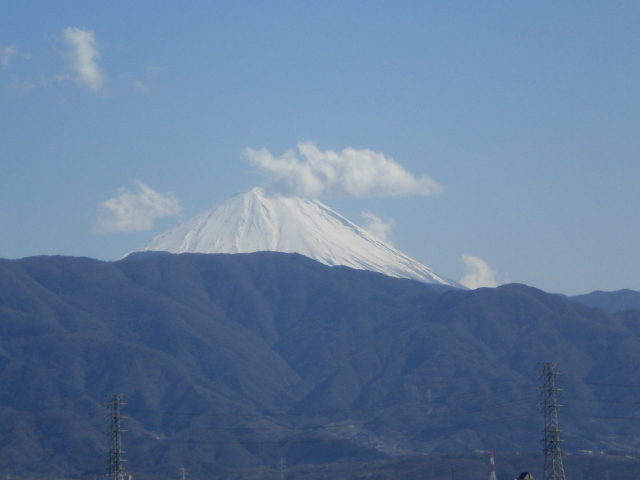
[459,254,499,289]
[241,142,443,198]
[94,181,181,234]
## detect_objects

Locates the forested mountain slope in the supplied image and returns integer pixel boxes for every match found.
[0,252,639,479]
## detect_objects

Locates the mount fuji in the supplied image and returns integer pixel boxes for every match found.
[136,187,461,287]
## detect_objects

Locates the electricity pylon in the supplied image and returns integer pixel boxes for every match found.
[106,394,127,480]
[538,363,566,480]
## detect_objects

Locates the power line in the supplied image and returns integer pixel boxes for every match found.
[0,385,542,452]
[0,400,539,456]
[563,381,640,389]
[11,379,640,454]
[147,397,539,433]
[126,382,538,419]
[140,413,540,447]
[563,413,640,421]
[563,397,640,405]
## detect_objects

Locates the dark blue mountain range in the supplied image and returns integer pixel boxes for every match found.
[0,252,639,480]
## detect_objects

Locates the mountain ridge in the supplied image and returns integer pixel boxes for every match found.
[569,289,640,313]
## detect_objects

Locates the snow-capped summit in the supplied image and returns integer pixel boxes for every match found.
[136,187,459,287]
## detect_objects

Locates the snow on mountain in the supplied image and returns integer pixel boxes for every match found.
[136,187,460,287]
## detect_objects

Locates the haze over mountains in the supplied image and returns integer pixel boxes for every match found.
[137,188,460,288]
[1,252,640,480]
[568,289,640,313]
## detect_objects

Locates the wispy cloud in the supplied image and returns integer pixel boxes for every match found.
[62,27,107,93]
[459,254,499,289]
[6,75,34,98]
[133,80,149,94]
[242,142,443,198]
[94,180,181,234]
[133,66,159,94]
[0,46,16,68]
[361,212,395,245]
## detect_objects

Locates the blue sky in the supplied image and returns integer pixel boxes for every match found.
[1,1,638,295]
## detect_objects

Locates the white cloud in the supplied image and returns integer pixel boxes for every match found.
[134,80,149,94]
[63,27,107,93]
[361,212,394,245]
[1,46,16,68]
[94,180,181,234]
[459,254,499,289]
[241,142,443,198]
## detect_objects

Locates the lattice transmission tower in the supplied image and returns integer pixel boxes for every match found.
[538,363,566,480]
[106,394,128,480]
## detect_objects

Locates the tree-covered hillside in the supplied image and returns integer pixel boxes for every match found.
[0,252,639,479]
